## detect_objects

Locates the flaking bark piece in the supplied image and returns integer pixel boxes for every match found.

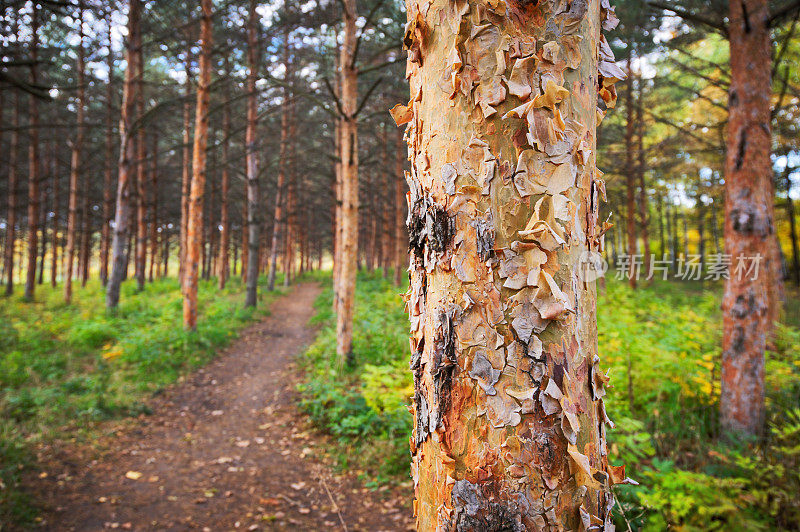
[469,351,501,395]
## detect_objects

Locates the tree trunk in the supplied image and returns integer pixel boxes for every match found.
[268,29,292,293]
[179,56,192,287]
[183,0,213,329]
[37,174,47,285]
[148,133,158,283]
[218,72,231,290]
[335,0,359,364]
[135,55,147,292]
[721,0,773,438]
[65,5,86,303]
[100,20,115,287]
[636,78,650,279]
[50,137,59,287]
[244,0,260,306]
[785,171,800,286]
[106,0,142,310]
[4,90,20,296]
[401,1,623,528]
[624,57,637,288]
[25,3,42,300]
[394,128,407,287]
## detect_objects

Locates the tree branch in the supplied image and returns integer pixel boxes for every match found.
[647,1,728,36]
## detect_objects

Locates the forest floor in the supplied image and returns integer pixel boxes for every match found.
[18,283,414,531]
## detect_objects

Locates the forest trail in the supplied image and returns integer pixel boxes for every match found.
[26,283,414,531]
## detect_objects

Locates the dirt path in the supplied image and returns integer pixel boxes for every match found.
[27,283,413,531]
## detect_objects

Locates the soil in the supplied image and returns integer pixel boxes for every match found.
[23,283,414,531]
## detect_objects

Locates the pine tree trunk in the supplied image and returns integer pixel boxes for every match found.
[25,4,42,300]
[50,138,59,287]
[4,90,20,296]
[267,28,291,293]
[218,75,231,290]
[148,134,158,283]
[785,171,800,286]
[183,0,213,329]
[400,1,623,527]
[636,80,650,279]
[624,57,637,289]
[394,129,407,287]
[64,6,84,302]
[244,0,260,306]
[106,0,142,310]
[721,0,773,438]
[100,20,115,287]
[135,61,148,292]
[179,56,192,287]
[335,0,359,364]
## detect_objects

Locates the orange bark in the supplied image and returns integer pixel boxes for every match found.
[24,4,41,300]
[720,0,773,438]
[400,0,624,527]
[182,0,213,329]
[335,0,360,363]
[64,4,85,303]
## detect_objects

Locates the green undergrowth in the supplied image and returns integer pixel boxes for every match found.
[299,272,800,529]
[0,274,285,526]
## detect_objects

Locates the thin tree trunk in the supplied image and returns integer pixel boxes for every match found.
[25,4,42,300]
[106,0,142,310]
[50,137,59,287]
[394,128,406,286]
[37,172,47,285]
[267,27,291,293]
[4,90,20,296]
[636,78,651,279]
[100,20,115,286]
[218,68,231,290]
[244,0,260,306]
[624,57,637,288]
[785,170,800,286]
[135,54,147,292]
[183,0,213,329]
[721,0,773,438]
[179,55,192,286]
[78,156,91,287]
[335,0,359,363]
[148,133,158,282]
[402,1,622,527]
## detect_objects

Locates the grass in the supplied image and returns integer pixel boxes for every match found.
[298,271,800,530]
[0,274,285,525]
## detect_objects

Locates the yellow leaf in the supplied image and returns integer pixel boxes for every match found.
[125,471,143,480]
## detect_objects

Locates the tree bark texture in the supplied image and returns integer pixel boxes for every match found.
[335,0,359,363]
[4,90,20,296]
[183,0,213,329]
[398,0,625,528]
[64,2,85,304]
[219,82,231,290]
[106,0,142,310]
[244,0,260,307]
[25,4,42,300]
[721,0,773,438]
[100,20,115,287]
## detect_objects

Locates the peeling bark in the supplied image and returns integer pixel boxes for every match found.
[399,0,624,529]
